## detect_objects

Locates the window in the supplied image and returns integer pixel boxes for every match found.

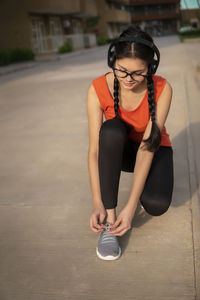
[30,16,48,53]
[50,17,64,50]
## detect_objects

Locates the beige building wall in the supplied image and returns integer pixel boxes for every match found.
[0,1,33,50]
[0,0,97,53]
[96,0,131,39]
[80,0,98,17]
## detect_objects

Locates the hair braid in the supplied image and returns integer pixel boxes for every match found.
[113,75,133,133]
[113,76,120,118]
[141,73,161,152]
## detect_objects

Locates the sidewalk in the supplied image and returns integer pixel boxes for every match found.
[0,35,199,300]
[0,45,100,76]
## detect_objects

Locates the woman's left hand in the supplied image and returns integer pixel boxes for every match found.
[107,206,136,236]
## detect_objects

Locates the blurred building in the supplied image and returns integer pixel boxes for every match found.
[1,0,190,56]
[129,0,181,36]
[181,9,200,28]
[0,0,98,55]
[180,0,200,28]
[95,0,131,38]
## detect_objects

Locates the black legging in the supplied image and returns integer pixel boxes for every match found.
[98,117,174,216]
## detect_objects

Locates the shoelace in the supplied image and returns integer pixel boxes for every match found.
[100,223,117,245]
[105,223,111,232]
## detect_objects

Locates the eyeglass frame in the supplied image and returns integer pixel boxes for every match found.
[112,67,148,82]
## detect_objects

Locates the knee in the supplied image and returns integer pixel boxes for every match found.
[141,196,172,216]
[99,118,127,145]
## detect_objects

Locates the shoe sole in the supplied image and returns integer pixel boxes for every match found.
[96,246,121,261]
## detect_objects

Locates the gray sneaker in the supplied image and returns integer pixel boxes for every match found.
[96,223,121,260]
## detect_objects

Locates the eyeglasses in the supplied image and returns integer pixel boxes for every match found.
[113,67,147,82]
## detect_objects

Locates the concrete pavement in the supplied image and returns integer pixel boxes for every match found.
[0,46,100,76]
[0,35,199,300]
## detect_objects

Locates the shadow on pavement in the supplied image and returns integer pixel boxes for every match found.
[117,122,200,254]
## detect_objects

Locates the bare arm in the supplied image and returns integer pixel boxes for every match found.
[86,83,103,207]
[86,83,106,232]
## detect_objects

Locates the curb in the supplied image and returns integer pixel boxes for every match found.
[197,64,200,78]
[0,61,39,76]
[183,72,200,300]
[0,45,105,76]
[182,38,200,43]
[35,45,101,62]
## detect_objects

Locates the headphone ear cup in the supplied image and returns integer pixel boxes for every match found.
[108,50,116,68]
[149,59,158,74]
[111,52,116,68]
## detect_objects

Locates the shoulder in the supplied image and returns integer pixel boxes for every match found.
[153,74,172,91]
[92,73,106,87]
[153,74,172,101]
[87,82,103,112]
[88,73,105,95]
[87,82,100,103]
[89,72,112,111]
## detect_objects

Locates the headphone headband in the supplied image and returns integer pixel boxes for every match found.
[107,36,160,74]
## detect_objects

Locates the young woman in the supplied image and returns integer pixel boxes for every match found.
[86,25,174,260]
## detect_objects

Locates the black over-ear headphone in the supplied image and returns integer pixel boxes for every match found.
[107,36,160,75]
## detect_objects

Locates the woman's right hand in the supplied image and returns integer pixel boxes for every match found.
[89,205,107,233]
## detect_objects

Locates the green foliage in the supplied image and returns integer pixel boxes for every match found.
[97,34,108,45]
[179,29,200,37]
[106,38,116,43]
[10,48,35,62]
[0,48,35,66]
[0,50,10,66]
[58,40,73,53]
[178,29,200,42]
[97,35,116,46]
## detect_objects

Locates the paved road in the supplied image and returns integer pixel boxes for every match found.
[0,35,199,300]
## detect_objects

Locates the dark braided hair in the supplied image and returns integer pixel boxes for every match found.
[113,76,120,118]
[113,75,133,134]
[112,25,161,152]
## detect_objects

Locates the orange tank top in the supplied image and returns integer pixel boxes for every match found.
[92,71,172,147]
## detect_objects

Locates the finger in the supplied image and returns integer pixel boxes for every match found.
[100,223,106,229]
[114,228,128,236]
[91,222,103,232]
[90,222,99,232]
[96,221,106,230]
[99,213,106,225]
[111,226,126,235]
[91,220,102,232]
[91,227,100,233]
[98,214,107,229]
[94,222,102,231]
[108,224,124,235]
[93,216,102,229]
[90,219,99,232]
[113,225,131,236]
[112,218,121,229]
